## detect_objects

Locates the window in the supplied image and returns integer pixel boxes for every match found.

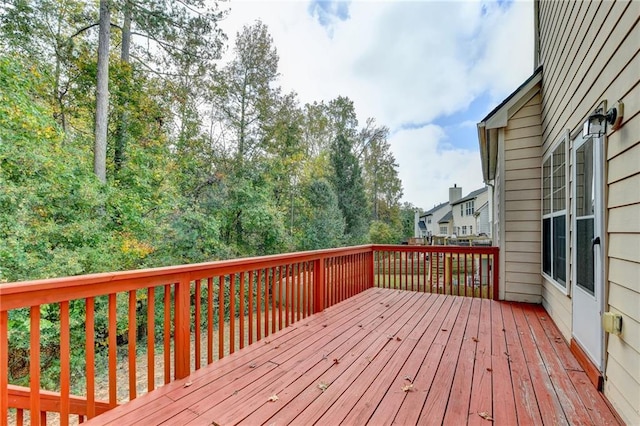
[465,201,474,216]
[470,225,473,235]
[542,139,567,288]
[440,226,447,234]
[462,226,467,235]
[460,205,464,216]
[427,218,431,224]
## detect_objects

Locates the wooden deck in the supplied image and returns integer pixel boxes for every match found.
[86,289,620,425]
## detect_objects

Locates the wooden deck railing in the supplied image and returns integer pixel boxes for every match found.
[0,244,497,425]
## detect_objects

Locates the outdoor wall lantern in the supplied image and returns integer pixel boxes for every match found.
[583,101,624,137]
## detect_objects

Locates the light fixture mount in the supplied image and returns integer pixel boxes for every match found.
[583,101,624,137]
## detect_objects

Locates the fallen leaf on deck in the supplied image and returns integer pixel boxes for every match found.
[486,368,492,372]
[472,337,479,342]
[441,329,448,332]
[274,345,280,349]
[477,412,494,421]
[387,335,394,340]
[396,337,402,341]
[333,358,340,365]
[358,324,363,328]
[265,340,271,344]
[385,304,389,307]
[248,363,257,368]
[318,382,329,392]
[404,375,413,383]
[380,315,384,319]
[540,317,546,321]
[268,394,279,402]
[401,383,414,392]
[322,324,327,327]
[184,382,192,388]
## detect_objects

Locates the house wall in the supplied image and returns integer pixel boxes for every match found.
[425,205,450,236]
[452,190,489,236]
[501,92,543,304]
[538,1,640,423]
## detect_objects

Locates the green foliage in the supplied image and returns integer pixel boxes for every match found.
[298,179,345,250]
[368,220,399,244]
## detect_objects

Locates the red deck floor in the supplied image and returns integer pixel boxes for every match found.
[86,288,620,425]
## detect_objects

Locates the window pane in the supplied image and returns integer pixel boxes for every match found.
[576,218,595,295]
[543,157,551,214]
[576,138,594,217]
[543,218,551,275]
[553,215,566,285]
[553,141,566,211]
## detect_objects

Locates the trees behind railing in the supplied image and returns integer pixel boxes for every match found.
[0,244,497,425]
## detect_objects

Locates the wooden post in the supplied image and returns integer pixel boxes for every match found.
[492,249,500,300]
[314,257,325,313]
[174,275,191,379]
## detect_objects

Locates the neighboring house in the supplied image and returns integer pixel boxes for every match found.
[437,211,453,237]
[476,1,639,423]
[450,187,490,237]
[421,201,450,237]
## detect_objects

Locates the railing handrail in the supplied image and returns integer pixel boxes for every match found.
[0,245,373,311]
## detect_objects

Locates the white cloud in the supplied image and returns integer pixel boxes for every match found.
[391,125,484,211]
[218,0,534,209]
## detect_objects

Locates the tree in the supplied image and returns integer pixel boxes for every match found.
[330,133,368,243]
[94,0,110,183]
[359,119,403,222]
[298,179,345,250]
[212,20,279,168]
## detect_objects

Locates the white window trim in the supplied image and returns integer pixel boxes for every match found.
[541,130,570,295]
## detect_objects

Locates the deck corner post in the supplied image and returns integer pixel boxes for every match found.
[314,257,325,313]
[492,248,500,301]
[174,275,191,379]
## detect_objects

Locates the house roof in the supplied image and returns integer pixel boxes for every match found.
[423,201,449,216]
[477,66,543,183]
[451,187,487,206]
[438,211,453,223]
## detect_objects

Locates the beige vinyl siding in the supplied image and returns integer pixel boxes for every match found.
[538,0,640,423]
[502,93,542,303]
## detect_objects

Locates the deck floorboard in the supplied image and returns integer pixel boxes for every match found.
[86,289,621,426]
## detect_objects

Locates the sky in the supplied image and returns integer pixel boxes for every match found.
[217,0,534,211]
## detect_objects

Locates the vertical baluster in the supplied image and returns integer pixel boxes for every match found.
[40,412,46,425]
[127,291,136,401]
[284,265,291,327]
[85,298,95,418]
[60,302,70,426]
[296,262,309,320]
[239,272,245,349]
[404,251,408,291]
[265,269,270,338]
[480,254,484,299]
[195,279,201,370]
[471,254,476,298]
[108,294,117,405]
[207,278,213,364]
[16,409,24,426]
[257,270,262,341]
[147,287,155,391]
[278,266,283,331]
[230,274,235,354]
[163,285,171,384]
[29,306,41,426]
[1,310,9,424]
[218,276,225,359]
[271,268,276,334]
[248,271,254,345]
[464,253,468,297]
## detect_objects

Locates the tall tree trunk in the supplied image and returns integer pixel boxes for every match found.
[94,0,110,183]
[114,0,131,173]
